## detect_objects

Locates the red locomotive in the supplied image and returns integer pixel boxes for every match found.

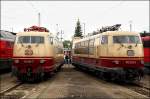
[0,30,15,71]
[141,36,150,69]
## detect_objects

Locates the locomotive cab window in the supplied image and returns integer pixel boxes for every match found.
[31,36,44,43]
[113,35,141,44]
[101,35,108,44]
[18,36,30,43]
[89,39,95,46]
[18,36,44,43]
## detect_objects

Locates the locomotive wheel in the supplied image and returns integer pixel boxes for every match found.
[43,72,52,80]
[95,70,99,76]
[34,74,41,82]
[57,66,61,71]
[134,75,142,83]
[18,74,26,82]
[103,72,111,81]
[110,73,116,81]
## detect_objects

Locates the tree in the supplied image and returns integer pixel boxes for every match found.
[74,19,83,37]
[63,40,72,48]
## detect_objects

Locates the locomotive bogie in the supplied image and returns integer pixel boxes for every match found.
[0,58,13,71]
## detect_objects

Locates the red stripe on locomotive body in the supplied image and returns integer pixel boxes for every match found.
[13,56,53,59]
[72,56,143,68]
[99,56,143,59]
[13,57,55,73]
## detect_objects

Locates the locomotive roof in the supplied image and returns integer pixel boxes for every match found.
[142,36,150,41]
[0,30,15,41]
[16,31,53,36]
[74,31,140,43]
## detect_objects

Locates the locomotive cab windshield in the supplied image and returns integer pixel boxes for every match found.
[113,35,141,44]
[106,32,144,58]
[18,36,44,44]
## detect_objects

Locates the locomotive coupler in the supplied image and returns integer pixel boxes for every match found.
[27,67,32,77]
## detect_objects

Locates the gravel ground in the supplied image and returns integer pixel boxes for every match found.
[140,75,150,89]
[1,64,149,99]
[29,64,148,99]
[0,73,19,93]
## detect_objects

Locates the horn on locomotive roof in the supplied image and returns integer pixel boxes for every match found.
[24,25,49,32]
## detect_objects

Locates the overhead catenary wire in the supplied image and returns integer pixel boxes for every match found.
[101,0,124,16]
[26,0,41,26]
[96,0,125,31]
[26,0,39,13]
[26,1,53,31]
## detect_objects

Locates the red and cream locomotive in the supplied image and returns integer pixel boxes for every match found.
[12,26,64,81]
[72,25,144,82]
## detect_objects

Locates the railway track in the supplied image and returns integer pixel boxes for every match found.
[122,83,150,97]
[75,66,150,98]
[0,82,23,95]
[0,65,149,98]
[135,82,150,90]
[110,75,150,97]
[127,75,150,97]
[103,76,150,97]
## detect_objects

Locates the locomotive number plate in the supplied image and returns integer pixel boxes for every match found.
[24,60,33,63]
[125,61,136,64]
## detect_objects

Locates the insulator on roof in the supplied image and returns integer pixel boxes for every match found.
[24,25,49,32]
[99,24,121,33]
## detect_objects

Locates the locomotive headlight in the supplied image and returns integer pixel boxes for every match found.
[40,59,46,64]
[14,59,19,63]
[141,60,144,64]
[112,60,120,64]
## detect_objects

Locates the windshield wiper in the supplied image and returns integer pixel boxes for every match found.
[116,39,124,50]
[120,42,124,47]
[20,41,24,47]
[117,39,124,47]
[135,41,138,47]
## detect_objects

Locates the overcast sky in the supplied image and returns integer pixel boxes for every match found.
[1,1,149,40]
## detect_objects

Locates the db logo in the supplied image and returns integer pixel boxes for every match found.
[25,49,33,55]
[25,45,33,55]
